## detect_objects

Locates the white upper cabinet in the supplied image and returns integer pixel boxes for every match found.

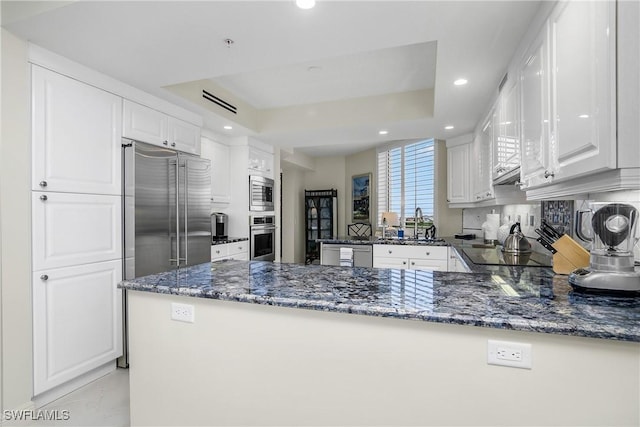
[168,117,200,155]
[549,0,616,182]
[123,100,201,155]
[248,146,274,179]
[123,100,168,146]
[492,77,520,181]
[200,136,231,203]
[32,66,122,195]
[447,143,471,203]
[473,112,494,201]
[519,24,552,189]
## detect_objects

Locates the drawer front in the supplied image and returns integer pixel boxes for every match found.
[408,258,449,271]
[211,244,229,260]
[373,244,448,260]
[227,241,248,256]
[373,256,408,269]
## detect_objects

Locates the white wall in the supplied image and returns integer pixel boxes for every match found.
[281,164,306,264]
[129,292,640,427]
[1,28,33,411]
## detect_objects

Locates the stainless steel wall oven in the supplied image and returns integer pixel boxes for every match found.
[250,215,276,261]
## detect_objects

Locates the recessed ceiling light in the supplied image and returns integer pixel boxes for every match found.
[578,114,590,119]
[454,78,468,86]
[296,0,315,9]
[307,65,322,72]
[379,130,389,135]
[445,125,454,130]
[223,125,233,130]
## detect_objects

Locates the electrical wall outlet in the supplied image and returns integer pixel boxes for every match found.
[488,340,532,369]
[171,302,195,323]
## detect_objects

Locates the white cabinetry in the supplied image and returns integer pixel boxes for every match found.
[492,78,520,181]
[549,0,616,182]
[473,113,494,201]
[447,143,471,203]
[32,192,121,271]
[31,66,123,397]
[520,0,619,193]
[33,260,122,395]
[249,146,274,179]
[373,245,449,272]
[32,65,122,195]
[211,241,249,262]
[519,24,552,189]
[201,137,231,203]
[123,100,200,155]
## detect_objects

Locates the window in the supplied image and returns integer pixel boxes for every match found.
[377,139,435,227]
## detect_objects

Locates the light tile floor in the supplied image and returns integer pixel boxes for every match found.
[6,368,130,427]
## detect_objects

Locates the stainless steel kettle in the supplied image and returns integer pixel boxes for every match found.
[501,222,532,254]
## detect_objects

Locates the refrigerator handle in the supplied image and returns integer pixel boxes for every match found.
[175,160,181,266]
[183,162,189,265]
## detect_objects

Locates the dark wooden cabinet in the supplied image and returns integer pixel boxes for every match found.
[305,189,337,264]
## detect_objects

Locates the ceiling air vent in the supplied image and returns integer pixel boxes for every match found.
[498,73,508,93]
[202,90,237,114]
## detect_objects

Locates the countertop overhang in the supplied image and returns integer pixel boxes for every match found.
[120,260,640,342]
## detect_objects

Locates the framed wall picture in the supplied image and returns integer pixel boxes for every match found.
[352,173,371,222]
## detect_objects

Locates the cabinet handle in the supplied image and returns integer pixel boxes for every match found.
[163,140,168,146]
[40,274,48,281]
[544,170,555,179]
[403,261,407,265]
[216,250,220,254]
[238,246,243,250]
[411,261,415,266]
[388,250,393,254]
[39,180,48,187]
[39,195,48,201]
[171,142,176,147]
[426,252,430,256]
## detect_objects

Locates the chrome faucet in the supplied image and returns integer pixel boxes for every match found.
[414,207,423,238]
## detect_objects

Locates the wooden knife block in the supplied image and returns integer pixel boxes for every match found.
[551,235,590,275]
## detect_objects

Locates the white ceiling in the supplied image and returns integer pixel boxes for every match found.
[2,0,542,157]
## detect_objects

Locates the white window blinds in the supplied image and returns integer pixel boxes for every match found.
[377,139,435,226]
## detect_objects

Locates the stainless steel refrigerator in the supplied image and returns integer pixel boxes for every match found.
[119,139,211,366]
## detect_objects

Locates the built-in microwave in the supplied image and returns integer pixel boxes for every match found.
[249,176,274,211]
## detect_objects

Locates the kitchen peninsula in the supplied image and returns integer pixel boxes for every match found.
[121,260,639,426]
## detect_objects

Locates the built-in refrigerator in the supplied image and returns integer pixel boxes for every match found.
[119,139,211,366]
[304,189,338,264]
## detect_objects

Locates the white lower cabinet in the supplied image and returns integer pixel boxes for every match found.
[32,192,122,271]
[373,245,449,272]
[33,260,122,395]
[211,242,249,262]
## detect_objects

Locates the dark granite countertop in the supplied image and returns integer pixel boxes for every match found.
[212,237,248,246]
[120,260,640,342]
[317,237,449,246]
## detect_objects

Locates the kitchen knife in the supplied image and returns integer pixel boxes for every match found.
[534,229,558,253]
[541,220,563,240]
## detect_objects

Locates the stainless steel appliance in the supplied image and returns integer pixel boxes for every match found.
[119,139,211,367]
[570,202,640,292]
[211,212,228,240]
[249,175,274,211]
[250,214,276,261]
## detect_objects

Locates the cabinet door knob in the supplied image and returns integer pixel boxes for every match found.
[544,170,555,179]
[402,261,407,265]
[216,250,220,254]
[39,180,48,187]
[39,195,48,201]
[163,140,168,146]
[426,252,430,256]
[40,274,49,281]
[171,142,176,147]
[238,246,243,250]
[411,261,415,266]
[388,250,392,254]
